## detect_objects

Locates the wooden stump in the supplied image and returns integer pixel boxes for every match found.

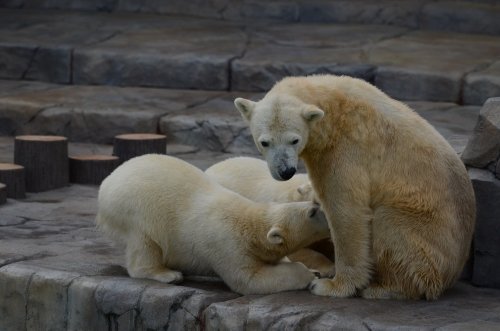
[14,135,69,192]
[113,133,167,163]
[0,183,6,205]
[0,163,26,198]
[69,155,120,185]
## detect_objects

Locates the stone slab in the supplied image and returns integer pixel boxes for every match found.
[204,283,500,330]
[159,92,261,154]
[469,168,500,289]
[462,97,500,168]
[231,24,408,91]
[368,30,500,102]
[0,82,222,143]
[73,21,247,90]
[421,1,500,35]
[464,60,500,106]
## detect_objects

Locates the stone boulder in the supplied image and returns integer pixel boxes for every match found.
[461,97,500,177]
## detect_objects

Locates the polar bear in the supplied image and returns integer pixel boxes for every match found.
[205,156,313,203]
[234,75,476,300]
[205,156,335,276]
[96,154,330,295]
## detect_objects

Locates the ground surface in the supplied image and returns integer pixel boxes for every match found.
[1,135,500,331]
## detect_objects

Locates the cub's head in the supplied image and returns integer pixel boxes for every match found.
[235,94,323,181]
[266,201,330,254]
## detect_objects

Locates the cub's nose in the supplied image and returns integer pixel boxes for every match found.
[279,167,296,180]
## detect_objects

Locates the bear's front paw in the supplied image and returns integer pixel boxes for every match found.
[152,270,184,284]
[308,277,356,297]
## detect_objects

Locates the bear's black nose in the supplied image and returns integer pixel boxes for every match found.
[280,167,296,180]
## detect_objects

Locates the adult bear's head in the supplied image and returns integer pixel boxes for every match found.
[235,94,324,181]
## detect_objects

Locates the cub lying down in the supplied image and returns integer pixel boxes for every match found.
[96,154,330,295]
[206,156,335,276]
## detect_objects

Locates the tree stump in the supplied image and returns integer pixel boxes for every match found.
[113,133,167,163]
[0,183,6,205]
[14,135,69,192]
[0,163,25,198]
[69,155,120,185]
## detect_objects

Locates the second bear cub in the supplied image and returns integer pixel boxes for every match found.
[96,154,330,295]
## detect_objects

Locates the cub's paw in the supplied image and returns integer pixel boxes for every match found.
[152,270,183,284]
[308,277,356,298]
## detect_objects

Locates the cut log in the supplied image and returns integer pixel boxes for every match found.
[0,163,25,198]
[113,133,167,163]
[69,155,120,185]
[0,183,6,205]
[14,135,69,192]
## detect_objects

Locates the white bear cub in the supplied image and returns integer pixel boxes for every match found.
[96,154,330,295]
[205,156,313,203]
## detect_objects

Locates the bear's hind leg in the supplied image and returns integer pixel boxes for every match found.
[126,234,183,284]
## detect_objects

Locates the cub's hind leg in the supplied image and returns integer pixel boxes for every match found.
[125,233,183,284]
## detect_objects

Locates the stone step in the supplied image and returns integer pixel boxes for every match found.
[2,0,500,36]
[1,9,499,104]
[0,80,481,155]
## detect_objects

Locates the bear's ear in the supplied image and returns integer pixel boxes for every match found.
[307,206,319,218]
[302,105,324,123]
[267,226,284,245]
[297,183,312,197]
[234,98,256,122]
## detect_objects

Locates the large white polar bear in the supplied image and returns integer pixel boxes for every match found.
[96,154,330,295]
[234,75,476,300]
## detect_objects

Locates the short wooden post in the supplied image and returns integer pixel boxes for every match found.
[0,183,6,205]
[0,163,25,198]
[14,135,69,192]
[113,133,167,163]
[69,155,120,185]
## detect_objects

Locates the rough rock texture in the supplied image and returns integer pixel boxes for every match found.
[469,168,500,289]
[3,1,500,36]
[464,61,500,106]
[461,98,500,168]
[0,10,500,103]
[368,31,500,102]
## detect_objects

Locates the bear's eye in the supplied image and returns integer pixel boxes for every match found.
[261,141,270,148]
[291,138,299,145]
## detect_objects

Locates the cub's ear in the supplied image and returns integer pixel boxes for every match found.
[297,183,312,197]
[302,105,324,123]
[307,206,319,218]
[234,98,257,122]
[267,226,284,244]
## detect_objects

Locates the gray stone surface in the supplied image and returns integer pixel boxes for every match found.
[420,1,500,35]
[368,31,500,102]
[462,97,500,168]
[469,168,500,289]
[159,92,260,154]
[0,9,499,103]
[204,284,500,330]
[4,1,500,36]
[464,60,500,106]
[231,24,406,91]
[72,20,247,90]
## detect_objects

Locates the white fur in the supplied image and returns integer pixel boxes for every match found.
[96,154,330,295]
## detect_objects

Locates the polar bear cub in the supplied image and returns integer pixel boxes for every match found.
[205,156,313,203]
[96,154,330,295]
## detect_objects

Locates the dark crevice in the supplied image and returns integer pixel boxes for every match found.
[21,46,40,80]
[227,27,251,91]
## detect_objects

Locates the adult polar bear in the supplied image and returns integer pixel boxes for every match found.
[234,75,476,300]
